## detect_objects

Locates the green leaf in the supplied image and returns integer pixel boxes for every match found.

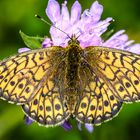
[19,30,45,49]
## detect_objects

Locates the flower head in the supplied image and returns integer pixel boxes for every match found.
[42,0,140,54]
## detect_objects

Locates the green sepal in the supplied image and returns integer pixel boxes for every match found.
[101,29,114,41]
[19,30,45,49]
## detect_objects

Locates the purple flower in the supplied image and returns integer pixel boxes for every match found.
[43,0,140,54]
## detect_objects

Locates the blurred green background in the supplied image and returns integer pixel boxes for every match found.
[0,0,140,140]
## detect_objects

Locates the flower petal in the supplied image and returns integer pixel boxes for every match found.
[104,30,125,44]
[79,34,102,48]
[126,44,140,54]
[46,0,61,23]
[77,122,82,131]
[80,9,92,25]
[71,0,82,24]
[90,1,103,23]
[42,38,53,48]
[124,40,134,47]
[61,120,72,131]
[91,17,112,35]
[103,30,131,49]
[58,1,70,31]
[61,1,69,22]
[85,124,94,133]
[24,116,33,125]
[18,48,30,53]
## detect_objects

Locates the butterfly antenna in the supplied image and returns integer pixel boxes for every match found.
[35,14,71,39]
[76,33,81,40]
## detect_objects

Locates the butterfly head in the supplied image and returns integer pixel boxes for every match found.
[68,34,80,46]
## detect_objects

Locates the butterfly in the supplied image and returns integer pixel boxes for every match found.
[0,34,140,127]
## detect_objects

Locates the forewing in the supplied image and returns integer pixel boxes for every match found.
[84,46,140,102]
[0,46,65,104]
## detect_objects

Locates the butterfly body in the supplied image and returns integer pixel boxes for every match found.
[0,35,140,127]
[65,37,83,113]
